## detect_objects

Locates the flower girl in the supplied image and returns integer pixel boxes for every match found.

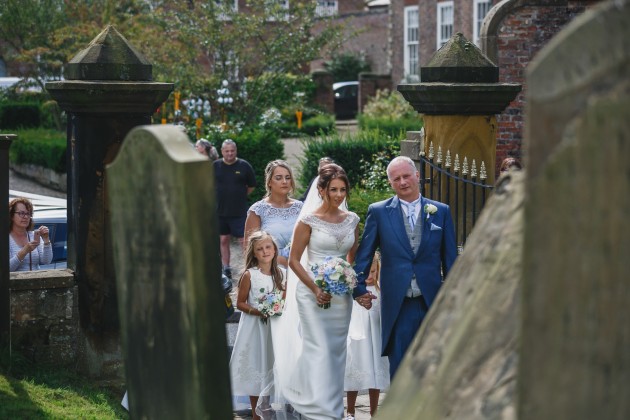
[230,230,285,420]
[344,253,390,419]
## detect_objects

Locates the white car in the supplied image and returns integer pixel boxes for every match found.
[9,190,67,269]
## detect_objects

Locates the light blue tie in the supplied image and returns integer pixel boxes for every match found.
[404,201,418,230]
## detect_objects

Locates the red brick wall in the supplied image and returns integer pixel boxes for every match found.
[311,9,389,76]
[494,2,593,172]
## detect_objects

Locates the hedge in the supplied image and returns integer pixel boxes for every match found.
[357,114,423,138]
[0,102,41,129]
[299,129,402,191]
[9,128,66,173]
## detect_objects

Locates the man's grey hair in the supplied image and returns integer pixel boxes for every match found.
[221,139,236,148]
[387,156,417,179]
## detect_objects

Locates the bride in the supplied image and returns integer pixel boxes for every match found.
[262,163,373,420]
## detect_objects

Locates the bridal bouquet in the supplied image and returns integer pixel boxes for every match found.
[311,256,357,309]
[256,288,285,324]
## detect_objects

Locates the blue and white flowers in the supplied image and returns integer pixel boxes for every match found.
[311,256,357,309]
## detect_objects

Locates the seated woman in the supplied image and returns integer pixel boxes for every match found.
[9,197,53,271]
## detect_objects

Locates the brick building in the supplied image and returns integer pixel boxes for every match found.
[387,0,601,171]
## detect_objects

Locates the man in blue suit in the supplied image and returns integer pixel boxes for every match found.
[354,156,457,378]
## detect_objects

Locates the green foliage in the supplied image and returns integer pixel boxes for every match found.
[220,128,285,203]
[359,148,400,192]
[357,114,423,138]
[357,88,422,137]
[324,52,371,82]
[9,129,66,173]
[361,89,418,120]
[0,352,128,419]
[299,129,400,191]
[0,102,41,129]
[300,114,336,136]
[347,188,393,235]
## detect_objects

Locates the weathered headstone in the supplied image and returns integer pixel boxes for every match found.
[520,1,630,418]
[374,171,524,419]
[107,125,231,419]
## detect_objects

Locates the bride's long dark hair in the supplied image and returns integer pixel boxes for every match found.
[317,163,350,198]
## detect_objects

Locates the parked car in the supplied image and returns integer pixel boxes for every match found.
[9,190,67,269]
[333,81,359,119]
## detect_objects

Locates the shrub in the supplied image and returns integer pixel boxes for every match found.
[10,128,66,172]
[361,89,418,120]
[276,107,335,138]
[0,102,41,129]
[299,129,401,191]
[347,188,393,235]
[357,114,423,138]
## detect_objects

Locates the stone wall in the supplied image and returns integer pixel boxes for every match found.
[10,269,79,365]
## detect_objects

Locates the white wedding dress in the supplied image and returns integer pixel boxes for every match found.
[285,212,359,419]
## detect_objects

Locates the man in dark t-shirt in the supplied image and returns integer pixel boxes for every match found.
[213,139,256,278]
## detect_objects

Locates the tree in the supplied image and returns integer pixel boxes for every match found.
[324,51,371,83]
[0,0,347,127]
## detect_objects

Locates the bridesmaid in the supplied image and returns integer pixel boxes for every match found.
[244,160,302,267]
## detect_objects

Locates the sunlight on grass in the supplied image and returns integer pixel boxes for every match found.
[0,356,128,419]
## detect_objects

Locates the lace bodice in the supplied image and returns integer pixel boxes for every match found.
[300,212,359,264]
[249,200,303,250]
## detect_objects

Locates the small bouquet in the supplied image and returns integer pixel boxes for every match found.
[311,256,357,309]
[255,288,285,324]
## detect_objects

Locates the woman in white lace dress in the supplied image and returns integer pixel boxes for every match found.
[244,160,302,267]
[270,163,373,420]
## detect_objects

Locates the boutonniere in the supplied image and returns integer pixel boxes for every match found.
[424,203,438,219]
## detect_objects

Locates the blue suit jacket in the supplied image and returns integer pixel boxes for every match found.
[353,195,457,355]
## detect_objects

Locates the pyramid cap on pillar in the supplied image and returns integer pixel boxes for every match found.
[65,25,152,81]
[421,33,498,83]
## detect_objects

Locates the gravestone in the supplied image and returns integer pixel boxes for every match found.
[375,171,525,419]
[520,0,630,418]
[107,125,231,419]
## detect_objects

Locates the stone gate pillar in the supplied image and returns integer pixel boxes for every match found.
[0,134,15,346]
[46,25,173,377]
[398,33,521,182]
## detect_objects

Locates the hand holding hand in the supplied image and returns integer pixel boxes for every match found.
[355,292,376,310]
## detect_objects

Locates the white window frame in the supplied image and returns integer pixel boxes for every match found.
[316,0,338,17]
[473,0,492,46]
[437,1,454,49]
[404,6,420,82]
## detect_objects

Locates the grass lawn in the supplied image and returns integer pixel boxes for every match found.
[0,352,129,419]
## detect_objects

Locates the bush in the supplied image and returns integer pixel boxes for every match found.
[361,89,418,120]
[0,102,41,129]
[9,128,66,172]
[357,114,423,138]
[276,108,336,138]
[219,128,285,203]
[299,129,401,191]
[347,188,393,235]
